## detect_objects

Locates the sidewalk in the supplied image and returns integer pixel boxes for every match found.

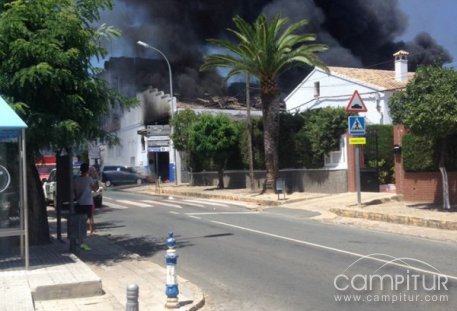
[34,235,204,311]
[0,217,204,311]
[0,238,103,311]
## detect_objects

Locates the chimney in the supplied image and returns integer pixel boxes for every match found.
[393,50,409,82]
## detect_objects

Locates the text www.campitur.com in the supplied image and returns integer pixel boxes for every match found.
[334,293,449,303]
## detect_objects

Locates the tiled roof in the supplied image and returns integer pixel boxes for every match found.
[327,66,415,90]
[177,97,262,111]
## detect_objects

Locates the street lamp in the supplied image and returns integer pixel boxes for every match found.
[137,40,178,185]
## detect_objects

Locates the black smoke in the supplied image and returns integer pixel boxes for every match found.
[99,0,452,99]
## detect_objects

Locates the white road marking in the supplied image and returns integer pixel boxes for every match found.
[104,201,129,210]
[186,212,259,216]
[188,215,201,220]
[116,200,150,208]
[169,211,180,215]
[210,220,457,281]
[146,200,182,209]
[176,201,205,208]
[184,199,228,207]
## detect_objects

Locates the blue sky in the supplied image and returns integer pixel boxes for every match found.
[399,0,457,67]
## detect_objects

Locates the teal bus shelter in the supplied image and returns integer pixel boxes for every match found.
[0,96,29,269]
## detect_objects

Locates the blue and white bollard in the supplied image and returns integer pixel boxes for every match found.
[165,232,179,308]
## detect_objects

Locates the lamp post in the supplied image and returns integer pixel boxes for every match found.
[137,40,178,185]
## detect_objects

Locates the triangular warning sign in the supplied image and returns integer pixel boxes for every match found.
[346,90,367,113]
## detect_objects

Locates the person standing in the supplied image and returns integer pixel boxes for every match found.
[73,162,97,235]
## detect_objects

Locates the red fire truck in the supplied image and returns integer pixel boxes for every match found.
[36,155,56,181]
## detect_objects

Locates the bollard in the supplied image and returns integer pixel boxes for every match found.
[126,283,139,311]
[165,232,179,308]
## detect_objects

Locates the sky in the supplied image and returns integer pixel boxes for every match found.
[93,0,457,98]
[398,0,457,68]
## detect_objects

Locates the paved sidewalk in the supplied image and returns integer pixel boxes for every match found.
[0,219,204,311]
[34,235,204,311]
[0,239,103,311]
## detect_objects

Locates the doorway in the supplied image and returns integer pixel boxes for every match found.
[148,151,169,182]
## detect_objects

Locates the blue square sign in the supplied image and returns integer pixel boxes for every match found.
[348,116,366,135]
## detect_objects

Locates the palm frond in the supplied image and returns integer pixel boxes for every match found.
[201,13,329,81]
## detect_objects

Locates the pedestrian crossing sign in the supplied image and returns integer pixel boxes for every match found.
[348,116,366,135]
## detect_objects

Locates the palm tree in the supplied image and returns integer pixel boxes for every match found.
[201,14,328,192]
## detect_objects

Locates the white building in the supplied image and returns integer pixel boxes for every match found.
[101,87,262,183]
[101,87,172,181]
[284,50,414,169]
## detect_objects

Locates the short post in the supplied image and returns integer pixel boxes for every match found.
[165,232,179,308]
[156,176,162,194]
[275,178,286,200]
[126,283,139,311]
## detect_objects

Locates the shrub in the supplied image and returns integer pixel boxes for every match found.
[402,134,437,171]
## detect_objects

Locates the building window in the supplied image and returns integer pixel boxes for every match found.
[324,150,342,166]
[314,81,320,97]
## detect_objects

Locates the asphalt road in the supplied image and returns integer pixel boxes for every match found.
[96,189,457,311]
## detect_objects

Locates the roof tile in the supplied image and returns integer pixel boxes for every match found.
[328,66,415,90]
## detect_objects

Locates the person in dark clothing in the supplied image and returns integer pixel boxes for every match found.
[73,163,97,234]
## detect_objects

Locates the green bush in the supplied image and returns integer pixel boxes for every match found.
[184,109,348,172]
[402,134,437,171]
[278,113,305,168]
[296,107,347,168]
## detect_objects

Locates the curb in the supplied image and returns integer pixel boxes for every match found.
[30,252,103,301]
[178,278,206,311]
[330,208,457,230]
[32,279,103,301]
[346,195,402,207]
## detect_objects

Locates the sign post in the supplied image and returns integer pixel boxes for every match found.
[355,146,362,206]
[346,90,367,207]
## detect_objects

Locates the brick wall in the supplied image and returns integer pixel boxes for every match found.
[394,124,457,203]
[402,171,457,203]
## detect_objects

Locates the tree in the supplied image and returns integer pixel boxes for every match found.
[189,114,239,189]
[389,66,457,209]
[201,14,328,192]
[170,109,199,171]
[0,0,135,244]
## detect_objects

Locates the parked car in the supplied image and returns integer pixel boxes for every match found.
[42,166,103,207]
[101,165,145,187]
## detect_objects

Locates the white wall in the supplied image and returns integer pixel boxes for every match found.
[101,99,145,172]
[284,68,395,170]
[285,68,391,125]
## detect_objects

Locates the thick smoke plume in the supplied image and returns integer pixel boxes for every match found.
[100,0,452,99]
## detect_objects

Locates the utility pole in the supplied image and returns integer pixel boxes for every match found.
[246,74,255,191]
